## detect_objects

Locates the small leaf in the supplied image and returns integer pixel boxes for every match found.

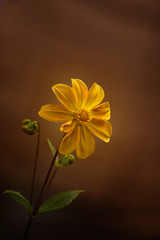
[47,138,59,161]
[47,138,56,155]
[3,190,32,213]
[38,190,84,214]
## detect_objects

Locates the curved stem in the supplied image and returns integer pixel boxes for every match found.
[30,124,40,204]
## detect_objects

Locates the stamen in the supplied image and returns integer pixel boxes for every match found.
[75,109,90,124]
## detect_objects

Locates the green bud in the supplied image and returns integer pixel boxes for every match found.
[55,154,75,167]
[22,119,39,135]
[22,119,31,125]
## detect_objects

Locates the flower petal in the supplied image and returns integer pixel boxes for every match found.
[38,104,73,122]
[52,84,78,111]
[85,83,104,109]
[90,102,111,120]
[60,119,76,132]
[58,126,80,155]
[77,125,95,159]
[72,79,88,108]
[87,118,112,143]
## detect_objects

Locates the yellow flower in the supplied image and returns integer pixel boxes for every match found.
[38,79,112,159]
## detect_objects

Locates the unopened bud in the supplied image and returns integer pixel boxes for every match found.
[55,154,75,167]
[22,119,39,135]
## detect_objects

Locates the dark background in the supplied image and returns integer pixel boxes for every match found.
[0,0,160,239]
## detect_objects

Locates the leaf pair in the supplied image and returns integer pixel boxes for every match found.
[3,190,84,215]
[3,138,84,215]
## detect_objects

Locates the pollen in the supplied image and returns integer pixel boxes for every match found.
[75,108,90,124]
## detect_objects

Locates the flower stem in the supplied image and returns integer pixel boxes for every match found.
[41,166,58,201]
[22,216,33,240]
[22,135,64,239]
[32,136,63,216]
[32,150,58,216]
[30,124,40,204]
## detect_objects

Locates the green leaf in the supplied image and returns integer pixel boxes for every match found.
[47,138,56,156]
[47,138,59,161]
[3,190,32,213]
[38,190,84,214]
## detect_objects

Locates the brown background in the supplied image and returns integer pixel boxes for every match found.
[0,0,160,239]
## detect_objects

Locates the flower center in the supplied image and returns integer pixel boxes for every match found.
[75,108,90,124]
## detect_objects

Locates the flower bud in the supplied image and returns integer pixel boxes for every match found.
[22,119,39,135]
[55,154,75,167]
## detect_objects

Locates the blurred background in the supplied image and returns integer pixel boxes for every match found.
[0,0,160,239]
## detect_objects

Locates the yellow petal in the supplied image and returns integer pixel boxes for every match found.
[52,84,78,111]
[87,118,112,143]
[38,104,73,122]
[58,126,80,155]
[85,83,104,109]
[71,79,88,108]
[77,125,95,159]
[90,102,111,120]
[60,119,76,132]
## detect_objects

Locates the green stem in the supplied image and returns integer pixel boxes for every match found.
[32,134,65,216]
[22,216,33,240]
[41,166,58,201]
[32,135,64,216]
[30,124,40,204]
[32,148,59,216]
[23,135,64,239]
